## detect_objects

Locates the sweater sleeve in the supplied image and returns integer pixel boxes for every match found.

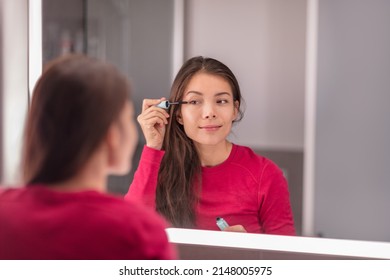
[257,160,296,236]
[125,145,165,209]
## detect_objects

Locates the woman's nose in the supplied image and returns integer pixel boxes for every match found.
[203,103,217,119]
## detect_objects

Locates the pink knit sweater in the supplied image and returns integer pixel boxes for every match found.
[126,144,295,235]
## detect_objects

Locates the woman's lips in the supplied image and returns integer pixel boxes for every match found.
[199,125,222,131]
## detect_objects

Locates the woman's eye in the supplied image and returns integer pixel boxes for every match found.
[217,99,229,104]
[188,100,200,105]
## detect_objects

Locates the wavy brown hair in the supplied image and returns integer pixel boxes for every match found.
[156,56,244,227]
[22,54,130,185]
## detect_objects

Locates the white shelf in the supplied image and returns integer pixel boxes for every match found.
[166,228,390,259]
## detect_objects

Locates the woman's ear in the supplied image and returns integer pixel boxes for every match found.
[233,100,239,121]
[176,112,184,125]
[105,122,121,167]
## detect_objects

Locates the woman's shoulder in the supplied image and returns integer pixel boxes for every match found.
[232,144,269,165]
[68,192,174,258]
[4,187,167,234]
[231,144,283,176]
[91,194,174,258]
[83,192,167,227]
[0,187,174,259]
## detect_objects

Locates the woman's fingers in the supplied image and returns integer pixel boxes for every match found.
[137,98,170,150]
[140,108,169,125]
[223,225,247,233]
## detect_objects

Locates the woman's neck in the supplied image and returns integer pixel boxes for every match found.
[47,154,107,193]
[48,173,106,193]
[195,140,233,167]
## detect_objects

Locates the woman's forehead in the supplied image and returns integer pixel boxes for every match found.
[184,73,232,95]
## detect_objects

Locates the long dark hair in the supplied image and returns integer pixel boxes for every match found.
[22,54,130,185]
[156,56,244,227]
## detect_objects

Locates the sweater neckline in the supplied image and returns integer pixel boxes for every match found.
[26,184,103,197]
[201,144,237,174]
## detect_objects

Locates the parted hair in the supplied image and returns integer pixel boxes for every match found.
[156,56,244,227]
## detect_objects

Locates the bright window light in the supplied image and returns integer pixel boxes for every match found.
[28,0,42,98]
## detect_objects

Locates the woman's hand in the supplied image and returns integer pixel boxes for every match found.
[137,98,170,150]
[223,225,247,233]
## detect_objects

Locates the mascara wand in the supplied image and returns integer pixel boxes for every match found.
[156,100,188,109]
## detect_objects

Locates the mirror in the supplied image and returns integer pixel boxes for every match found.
[40,0,390,243]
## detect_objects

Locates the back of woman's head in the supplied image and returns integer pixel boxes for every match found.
[22,54,130,185]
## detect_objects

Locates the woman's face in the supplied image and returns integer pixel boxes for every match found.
[178,72,238,148]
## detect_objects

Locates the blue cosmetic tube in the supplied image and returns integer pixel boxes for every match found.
[216,217,229,231]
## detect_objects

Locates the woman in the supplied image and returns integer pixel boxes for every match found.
[0,55,175,259]
[127,56,295,235]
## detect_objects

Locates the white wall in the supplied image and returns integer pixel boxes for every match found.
[0,0,29,185]
[313,0,390,242]
[185,0,306,151]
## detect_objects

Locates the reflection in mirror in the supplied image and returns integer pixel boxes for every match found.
[40,0,304,237]
[40,0,390,243]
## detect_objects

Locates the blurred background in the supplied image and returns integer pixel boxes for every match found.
[1,0,389,243]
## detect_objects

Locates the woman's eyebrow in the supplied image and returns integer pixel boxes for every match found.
[185,90,203,96]
[185,91,231,97]
[215,92,231,97]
